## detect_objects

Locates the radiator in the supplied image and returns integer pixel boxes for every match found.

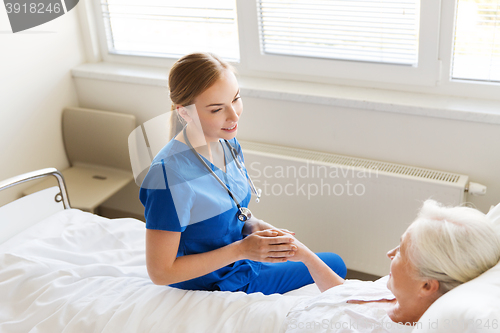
[239,141,470,277]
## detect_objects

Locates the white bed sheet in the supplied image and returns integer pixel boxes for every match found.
[0,209,315,333]
[281,277,413,333]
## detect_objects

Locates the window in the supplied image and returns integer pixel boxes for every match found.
[100,0,239,61]
[258,0,420,66]
[235,0,441,85]
[92,0,499,94]
[452,0,500,83]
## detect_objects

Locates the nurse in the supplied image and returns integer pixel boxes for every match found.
[140,52,346,295]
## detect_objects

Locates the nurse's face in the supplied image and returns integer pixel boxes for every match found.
[188,69,242,143]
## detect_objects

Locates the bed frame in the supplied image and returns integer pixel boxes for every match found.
[1,169,500,333]
[0,168,71,244]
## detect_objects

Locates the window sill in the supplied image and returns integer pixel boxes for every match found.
[72,62,500,125]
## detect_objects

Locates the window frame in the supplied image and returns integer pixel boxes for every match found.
[237,0,442,86]
[91,0,178,68]
[87,0,500,101]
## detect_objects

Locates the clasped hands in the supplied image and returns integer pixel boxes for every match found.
[239,218,311,263]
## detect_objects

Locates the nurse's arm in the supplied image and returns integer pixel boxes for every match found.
[146,228,296,286]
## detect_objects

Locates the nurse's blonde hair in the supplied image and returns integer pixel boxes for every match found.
[168,52,235,140]
[406,200,500,295]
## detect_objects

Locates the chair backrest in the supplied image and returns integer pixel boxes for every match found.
[63,107,136,171]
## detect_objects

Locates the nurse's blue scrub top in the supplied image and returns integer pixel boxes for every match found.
[139,137,261,291]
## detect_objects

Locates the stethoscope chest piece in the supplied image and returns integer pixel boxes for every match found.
[238,207,252,222]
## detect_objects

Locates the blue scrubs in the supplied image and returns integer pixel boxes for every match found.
[140,138,346,294]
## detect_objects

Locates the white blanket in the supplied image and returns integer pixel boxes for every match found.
[0,209,313,333]
[281,277,414,333]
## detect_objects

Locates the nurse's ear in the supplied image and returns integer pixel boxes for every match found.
[177,105,192,123]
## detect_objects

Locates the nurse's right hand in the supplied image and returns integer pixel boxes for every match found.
[236,230,297,263]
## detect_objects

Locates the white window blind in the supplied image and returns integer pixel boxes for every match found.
[100,0,239,61]
[452,0,500,83]
[257,0,420,66]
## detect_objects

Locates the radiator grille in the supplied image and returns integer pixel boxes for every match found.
[239,141,461,184]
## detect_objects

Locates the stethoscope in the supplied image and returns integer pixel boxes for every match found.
[183,126,262,222]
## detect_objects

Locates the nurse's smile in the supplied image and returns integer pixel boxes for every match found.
[222,123,238,132]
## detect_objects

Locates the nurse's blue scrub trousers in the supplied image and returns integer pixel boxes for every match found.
[236,252,347,295]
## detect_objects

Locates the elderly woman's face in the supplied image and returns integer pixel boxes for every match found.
[386,231,422,306]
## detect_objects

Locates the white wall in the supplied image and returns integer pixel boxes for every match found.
[0,7,87,206]
[74,77,500,216]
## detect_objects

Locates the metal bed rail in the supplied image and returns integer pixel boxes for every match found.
[0,168,71,209]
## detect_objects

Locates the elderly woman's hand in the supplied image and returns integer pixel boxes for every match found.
[286,235,315,264]
[286,234,345,292]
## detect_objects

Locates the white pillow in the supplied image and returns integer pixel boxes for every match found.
[412,203,500,333]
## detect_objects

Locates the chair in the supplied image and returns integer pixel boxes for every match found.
[24,107,136,213]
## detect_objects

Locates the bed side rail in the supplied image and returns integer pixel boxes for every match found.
[0,168,71,209]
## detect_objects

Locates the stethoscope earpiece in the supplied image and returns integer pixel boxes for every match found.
[255,188,262,203]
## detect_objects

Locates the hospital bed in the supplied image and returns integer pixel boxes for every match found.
[1,168,499,333]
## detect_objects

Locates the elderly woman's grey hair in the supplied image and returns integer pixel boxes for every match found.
[406,199,500,295]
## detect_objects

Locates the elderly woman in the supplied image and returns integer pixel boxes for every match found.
[286,199,500,328]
